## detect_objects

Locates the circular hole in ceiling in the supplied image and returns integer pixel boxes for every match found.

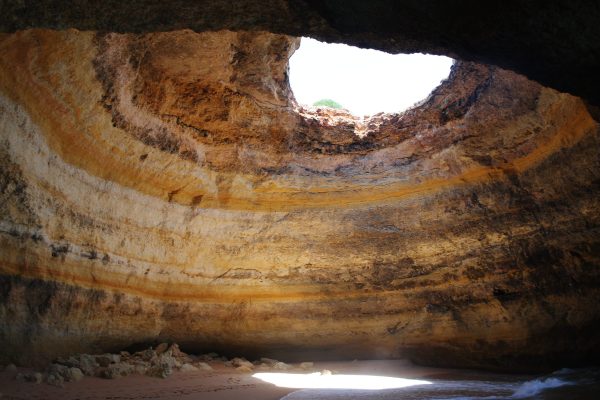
[289,37,454,116]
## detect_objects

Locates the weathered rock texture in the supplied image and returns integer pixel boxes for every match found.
[1,1,600,108]
[0,27,599,371]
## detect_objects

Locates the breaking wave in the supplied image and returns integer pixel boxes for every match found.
[511,376,570,398]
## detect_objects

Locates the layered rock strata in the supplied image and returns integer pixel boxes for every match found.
[2,1,600,107]
[0,29,599,370]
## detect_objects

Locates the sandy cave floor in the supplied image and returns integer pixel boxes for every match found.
[0,360,450,400]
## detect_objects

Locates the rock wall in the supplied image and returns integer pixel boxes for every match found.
[1,29,599,371]
[2,1,600,107]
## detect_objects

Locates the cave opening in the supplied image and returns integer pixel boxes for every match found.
[289,37,454,116]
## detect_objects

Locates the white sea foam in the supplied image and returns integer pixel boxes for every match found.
[279,367,596,400]
[511,377,571,398]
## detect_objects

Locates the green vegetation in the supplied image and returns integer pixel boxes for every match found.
[312,98,343,109]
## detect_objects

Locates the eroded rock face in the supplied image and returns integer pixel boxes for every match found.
[0,29,599,371]
[2,1,600,107]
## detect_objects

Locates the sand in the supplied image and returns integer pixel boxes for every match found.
[0,362,291,400]
[0,360,448,400]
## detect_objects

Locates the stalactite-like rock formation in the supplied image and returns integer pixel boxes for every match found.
[0,27,599,371]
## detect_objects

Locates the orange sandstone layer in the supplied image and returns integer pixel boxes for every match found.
[0,29,599,370]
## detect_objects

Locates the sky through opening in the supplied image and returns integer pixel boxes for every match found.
[289,38,454,116]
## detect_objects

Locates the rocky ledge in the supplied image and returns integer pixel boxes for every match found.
[2,343,316,388]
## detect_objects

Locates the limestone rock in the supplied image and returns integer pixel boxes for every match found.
[0,26,599,373]
[143,347,179,379]
[16,372,42,383]
[259,358,280,367]
[3,1,600,107]
[199,353,219,361]
[153,353,177,369]
[136,349,157,362]
[46,364,69,380]
[155,343,169,355]
[77,355,99,376]
[147,363,172,379]
[132,362,150,375]
[195,362,213,371]
[299,362,314,370]
[55,355,98,376]
[231,358,254,370]
[55,356,80,368]
[42,363,84,385]
[94,354,120,367]
[167,343,185,358]
[45,373,63,387]
[26,372,44,384]
[179,363,198,372]
[100,363,133,379]
[68,367,84,382]
[272,362,292,371]
[258,358,292,370]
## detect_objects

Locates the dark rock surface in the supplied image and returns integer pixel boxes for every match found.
[1,1,599,107]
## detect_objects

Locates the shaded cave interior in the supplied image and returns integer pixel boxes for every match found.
[0,23,599,372]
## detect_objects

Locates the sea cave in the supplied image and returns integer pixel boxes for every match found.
[1,1,599,399]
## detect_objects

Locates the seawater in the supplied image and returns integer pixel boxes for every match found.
[281,367,600,400]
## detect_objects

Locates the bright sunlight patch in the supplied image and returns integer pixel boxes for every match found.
[253,372,432,390]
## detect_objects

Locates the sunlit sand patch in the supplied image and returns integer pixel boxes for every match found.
[253,372,432,390]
